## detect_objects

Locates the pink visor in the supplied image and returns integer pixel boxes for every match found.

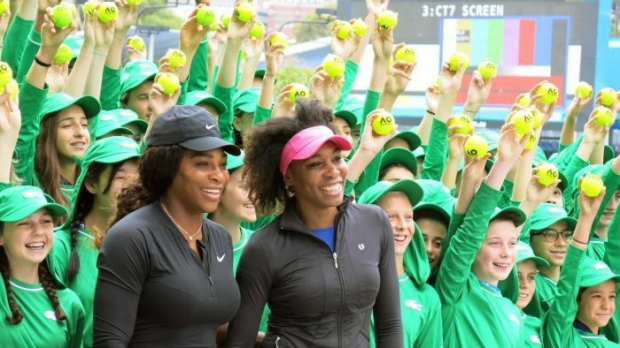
[279,126,352,175]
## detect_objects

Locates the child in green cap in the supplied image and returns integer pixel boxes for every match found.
[119,60,158,121]
[50,136,141,348]
[0,186,85,348]
[358,179,443,348]
[379,147,418,182]
[543,186,620,347]
[524,203,578,318]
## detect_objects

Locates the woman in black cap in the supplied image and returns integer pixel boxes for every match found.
[93,105,241,348]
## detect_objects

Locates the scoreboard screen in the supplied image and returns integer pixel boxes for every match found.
[341,0,600,121]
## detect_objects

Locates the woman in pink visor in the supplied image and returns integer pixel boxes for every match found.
[226,99,403,348]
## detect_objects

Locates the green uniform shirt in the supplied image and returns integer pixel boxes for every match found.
[101,66,121,111]
[587,236,607,262]
[50,226,98,348]
[353,90,382,197]
[233,227,254,275]
[604,211,620,343]
[2,15,34,74]
[521,313,543,347]
[524,273,557,319]
[334,60,359,111]
[241,214,276,232]
[253,105,272,126]
[542,245,620,347]
[420,118,447,181]
[16,27,42,84]
[212,82,235,144]
[188,40,209,92]
[436,182,523,348]
[0,278,85,348]
[370,274,442,348]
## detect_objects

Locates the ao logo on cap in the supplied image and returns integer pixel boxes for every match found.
[100,114,114,121]
[508,313,520,325]
[547,207,565,214]
[594,262,609,271]
[119,141,138,149]
[196,92,208,98]
[22,191,40,199]
[529,335,541,344]
[516,244,528,251]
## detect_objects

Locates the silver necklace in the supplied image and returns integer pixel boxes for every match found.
[161,203,202,241]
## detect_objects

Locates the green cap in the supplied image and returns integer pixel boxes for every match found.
[490,206,527,227]
[414,179,454,208]
[380,147,418,176]
[477,129,499,152]
[388,130,421,151]
[62,137,141,228]
[39,93,101,120]
[112,109,148,135]
[516,241,549,267]
[414,200,454,226]
[457,158,495,174]
[120,60,158,96]
[254,69,266,79]
[357,179,424,207]
[532,147,547,167]
[578,258,620,288]
[334,109,358,128]
[93,111,133,139]
[185,91,227,115]
[336,97,364,126]
[226,151,245,171]
[413,146,425,159]
[604,145,615,164]
[529,203,576,231]
[233,88,261,114]
[64,35,84,59]
[0,186,67,222]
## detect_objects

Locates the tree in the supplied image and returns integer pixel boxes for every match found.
[274,58,314,94]
[138,0,184,30]
[292,12,331,43]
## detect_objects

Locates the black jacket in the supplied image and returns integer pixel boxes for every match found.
[226,197,403,348]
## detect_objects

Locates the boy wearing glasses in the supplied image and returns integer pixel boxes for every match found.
[523,203,577,319]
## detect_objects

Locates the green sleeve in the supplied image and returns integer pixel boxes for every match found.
[414,292,443,348]
[562,155,589,209]
[100,65,121,111]
[498,179,514,209]
[553,135,582,173]
[605,212,620,274]
[63,290,86,348]
[542,245,585,348]
[420,118,447,181]
[14,81,48,186]
[435,182,502,305]
[178,78,188,105]
[1,16,34,74]
[353,90,381,197]
[212,82,235,144]
[334,60,359,110]
[557,143,568,153]
[253,105,272,126]
[16,27,41,84]
[49,228,72,286]
[188,39,208,92]
[0,182,11,192]
[211,65,219,88]
[344,178,357,197]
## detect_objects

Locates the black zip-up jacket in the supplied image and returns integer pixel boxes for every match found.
[226,197,403,348]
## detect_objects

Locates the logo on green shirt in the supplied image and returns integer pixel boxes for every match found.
[405,299,422,312]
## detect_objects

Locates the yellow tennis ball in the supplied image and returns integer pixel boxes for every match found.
[157,73,180,95]
[371,111,396,135]
[234,2,255,23]
[220,14,231,29]
[196,5,216,26]
[535,162,559,187]
[54,44,73,65]
[96,2,118,23]
[580,173,604,197]
[394,46,416,64]
[207,22,218,31]
[0,61,13,86]
[449,52,469,71]
[335,21,354,39]
[250,21,265,39]
[83,1,96,17]
[432,76,440,91]
[591,106,615,127]
[464,135,488,158]
[126,0,143,7]
[127,36,145,51]
[516,93,531,107]
[288,83,309,103]
[448,114,473,134]
[322,54,345,78]
[529,107,543,129]
[350,18,367,36]
[0,0,8,17]
[599,88,617,107]
[7,78,18,101]
[60,2,76,15]
[524,132,536,150]
[512,109,534,136]
[537,82,559,104]
[478,59,497,80]
[575,81,592,99]
[270,32,288,48]
[52,4,73,29]
[166,49,186,69]
[377,10,398,30]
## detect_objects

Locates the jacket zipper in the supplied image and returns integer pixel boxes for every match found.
[333,209,345,348]
[275,336,280,348]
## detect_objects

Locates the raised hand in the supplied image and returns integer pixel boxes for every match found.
[357,109,397,154]
[309,68,343,108]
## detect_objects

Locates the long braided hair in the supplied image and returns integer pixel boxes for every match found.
[0,222,66,324]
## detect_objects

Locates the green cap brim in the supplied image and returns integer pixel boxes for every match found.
[0,187,67,222]
[226,151,245,171]
[358,179,424,207]
[490,206,527,227]
[516,241,550,267]
[334,110,358,129]
[414,202,451,226]
[185,92,228,115]
[529,205,577,232]
[380,147,418,176]
[40,93,101,120]
[579,258,620,288]
[388,130,421,151]
[121,119,149,134]
[604,145,615,164]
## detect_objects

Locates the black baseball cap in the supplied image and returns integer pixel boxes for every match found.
[146,105,240,155]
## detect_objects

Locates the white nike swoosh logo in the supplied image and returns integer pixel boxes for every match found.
[206,124,216,130]
[217,254,225,262]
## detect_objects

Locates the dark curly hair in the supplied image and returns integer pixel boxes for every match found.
[243,98,335,214]
[109,145,184,227]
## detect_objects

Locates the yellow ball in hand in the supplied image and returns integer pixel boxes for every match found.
[127,36,145,51]
[464,135,488,159]
[350,18,367,37]
[234,2,255,23]
[535,162,559,187]
[288,83,309,103]
[537,82,559,104]
[372,111,396,136]
[575,81,592,99]
[512,109,534,136]
[599,88,617,107]
[52,4,73,29]
[165,49,186,69]
[322,54,345,78]
[97,2,118,24]
[0,0,9,17]
[394,46,416,64]
[157,73,180,95]
[580,173,604,197]
[449,52,469,72]
[196,5,216,26]
[377,10,398,30]
[591,106,615,127]
[448,114,473,134]
[478,59,497,80]
[54,44,73,65]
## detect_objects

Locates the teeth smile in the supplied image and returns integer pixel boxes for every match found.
[201,188,221,194]
[26,242,45,250]
[394,236,406,242]
[320,184,342,191]
[494,263,509,268]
